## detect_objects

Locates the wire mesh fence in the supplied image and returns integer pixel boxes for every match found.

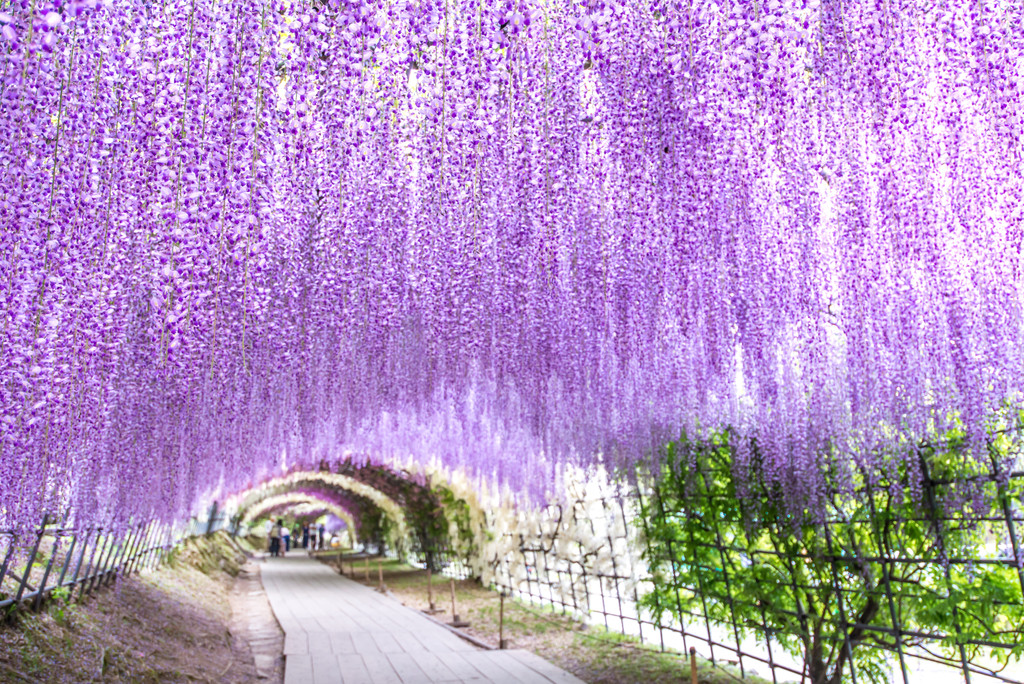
[640,431,1024,684]
[462,433,1024,684]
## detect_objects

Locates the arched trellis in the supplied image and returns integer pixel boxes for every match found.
[240,492,358,534]
[235,481,368,523]
[229,470,410,544]
[229,462,491,564]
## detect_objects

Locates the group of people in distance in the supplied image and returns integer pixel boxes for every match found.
[267,519,328,557]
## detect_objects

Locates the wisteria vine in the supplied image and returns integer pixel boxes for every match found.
[0,0,1022,530]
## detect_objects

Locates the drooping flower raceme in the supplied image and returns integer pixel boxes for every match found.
[0,0,1021,531]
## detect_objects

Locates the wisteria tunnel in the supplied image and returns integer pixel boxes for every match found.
[0,0,1022,682]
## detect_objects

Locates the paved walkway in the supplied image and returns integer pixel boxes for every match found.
[260,552,585,684]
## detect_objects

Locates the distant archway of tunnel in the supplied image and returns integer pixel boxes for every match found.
[227,462,460,559]
[234,470,404,528]
[240,492,358,532]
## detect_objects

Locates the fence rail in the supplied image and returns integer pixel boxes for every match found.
[0,504,230,619]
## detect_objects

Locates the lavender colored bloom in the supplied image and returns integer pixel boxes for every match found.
[0,0,1020,532]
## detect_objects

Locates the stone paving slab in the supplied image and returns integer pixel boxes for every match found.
[261,552,585,684]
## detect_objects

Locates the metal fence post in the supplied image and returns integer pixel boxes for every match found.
[55,528,79,589]
[69,527,96,599]
[205,501,219,537]
[636,480,683,654]
[821,510,858,684]
[33,520,66,611]
[85,530,113,595]
[661,474,717,665]
[602,496,627,636]
[15,515,47,604]
[127,522,154,575]
[989,447,1024,596]
[699,468,746,679]
[623,494,657,650]
[0,533,16,593]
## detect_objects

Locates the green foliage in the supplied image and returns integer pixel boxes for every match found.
[49,585,71,625]
[334,463,451,561]
[404,489,448,555]
[640,430,1024,684]
[435,482,477,562]
[357,505,392,554]
[31,549,50,570]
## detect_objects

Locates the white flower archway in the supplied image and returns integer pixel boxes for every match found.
[230,471,410,547]
[240,492,358,535]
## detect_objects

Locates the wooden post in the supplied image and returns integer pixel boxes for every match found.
[499,592,508,649]
[104,531,129,586]
[448,579,469,628]
[423,567,442,614]
[364,556,369,581]
[115,526,143,581]
[154,526,173,570]
[376,559,386,593]
[690,647,698,684]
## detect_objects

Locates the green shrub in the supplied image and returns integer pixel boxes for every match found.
[640,430,1024,684]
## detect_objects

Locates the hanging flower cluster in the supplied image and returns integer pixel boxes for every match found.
[1,0,1022,530]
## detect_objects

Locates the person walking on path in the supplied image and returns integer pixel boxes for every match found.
[302,524,310,550]
[269,519,282,557]
[317,523,326,550]
[282,523,291,553]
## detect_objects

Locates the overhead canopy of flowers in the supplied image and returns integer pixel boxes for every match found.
[1,0,1021,530]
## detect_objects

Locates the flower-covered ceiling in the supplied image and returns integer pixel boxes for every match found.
[1,0,1021,529]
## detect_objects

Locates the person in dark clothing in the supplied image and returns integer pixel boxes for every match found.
[269,519,283,557]
[317,523,326,550]
[302,524,310,549]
